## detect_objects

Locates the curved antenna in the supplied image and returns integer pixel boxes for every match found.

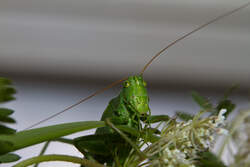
[25,2,250,130]
[25,77,127,130]
[140,2,250,75]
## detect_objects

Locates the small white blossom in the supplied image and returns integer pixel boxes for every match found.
[161,148,193,167]
[216,109,227,126]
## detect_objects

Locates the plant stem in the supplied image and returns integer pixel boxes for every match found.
[13,154,105,167]
[53,137,74,145]
[105,118,147,159]
[34,141,50,167]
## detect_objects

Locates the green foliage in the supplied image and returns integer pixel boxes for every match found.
[176,111,194,121]
[0,121,105,154]
[215,99,235,117]
[212,85,237,118]
[146,114,170,123]
[0,78,105,164]
[191,91,213,111]
[0,78,16,103]
[176,91,213,121]
[0,77,240,166]
[0,108,14,117]
[141,127,160,143]
[0,77,19,164]
[0,124,16,135]
[0,78,16,135]
[0,108,16,124]
[115,125,140,137]
[0,153,20,163]
[190,88,236,119]
[0,140,14,155]
[195,151,227,167]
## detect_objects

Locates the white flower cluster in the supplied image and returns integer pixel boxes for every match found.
[146,109,228,167]
[195,109,228,149]
[160,148,196,167]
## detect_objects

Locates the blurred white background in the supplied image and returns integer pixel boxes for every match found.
[0,0,249,166]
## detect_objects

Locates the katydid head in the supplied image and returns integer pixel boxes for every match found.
[121,75,150,115]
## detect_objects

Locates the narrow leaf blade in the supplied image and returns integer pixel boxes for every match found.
[214,99,235,118]
[191,91,213,111]
[0,121,105,154]
[0,125,16,135]
[0,140,14,155]
[0,116,16,123]
[0,78,12,85]
[146,115,170,123]
[176,112,194,121]
[0,108,14,117]
[0,153,21,163]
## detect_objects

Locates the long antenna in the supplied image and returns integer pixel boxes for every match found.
[26,2,250,129]
[140,2,250,75]
[25,77,127,130]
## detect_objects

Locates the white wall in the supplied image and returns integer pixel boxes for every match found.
[0,0,250,88]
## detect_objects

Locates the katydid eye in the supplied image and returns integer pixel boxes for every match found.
[123,81,130,88]
[143,81,147,87]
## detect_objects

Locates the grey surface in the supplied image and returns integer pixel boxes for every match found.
[0,0,250,88]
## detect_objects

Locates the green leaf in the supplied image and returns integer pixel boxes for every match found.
[141,127,160,143]
[0,108,14,117]
[0,121,105,154]
[0,140,14,155]
[116,125,160,143]
[191,91,213,111]
[214,99,235,118]
[0,116,16,123]
[116,125,140,137]
[0,87,16,103]
[146,114,170,123]
[0,153,20,163]
[53,138,74,145]
[176,112,194,121]
[0,125,16,134]
[211,85,238,118]
[0,77,16,103]
[0,78,12,85]
[195,151,226,167]
[74,134,118,156]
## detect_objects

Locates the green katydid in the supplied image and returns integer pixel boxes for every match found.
[74,76,152,166]
[8,2,250,167]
